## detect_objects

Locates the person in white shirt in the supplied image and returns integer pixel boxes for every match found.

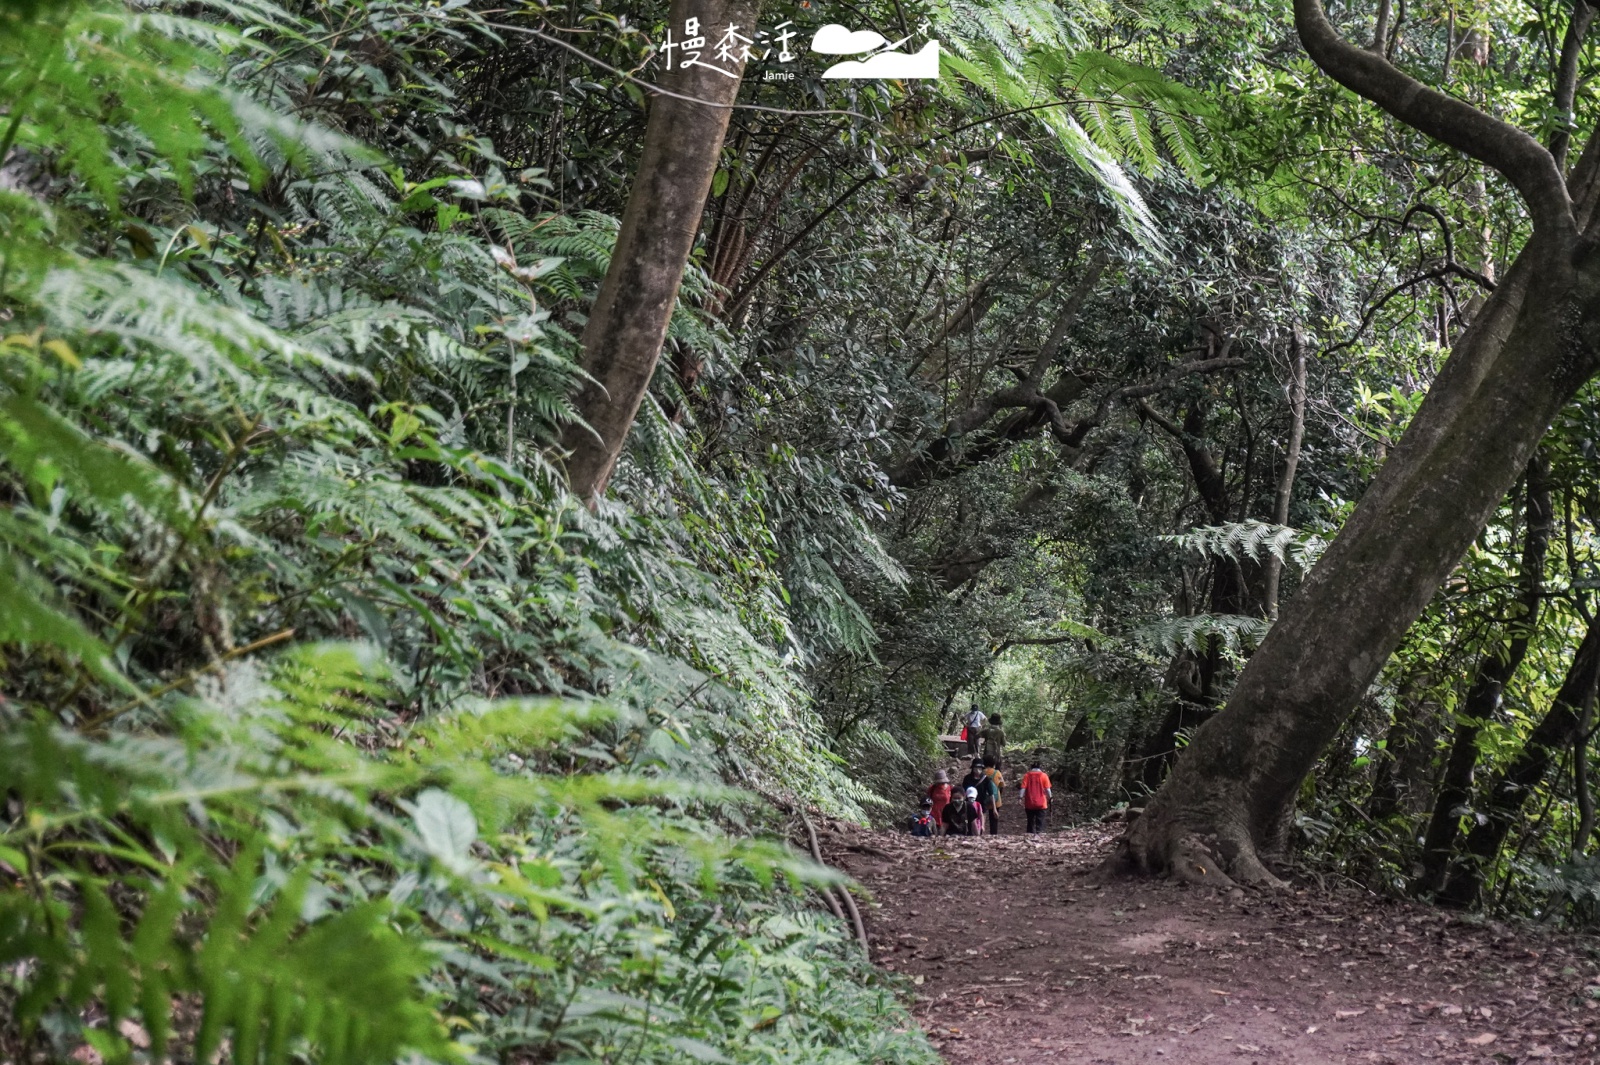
[963,703,986,756]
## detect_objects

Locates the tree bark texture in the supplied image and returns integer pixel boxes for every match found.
[1576,701,1597,854]
[561,0,759,502]
[1119,0,1600,887]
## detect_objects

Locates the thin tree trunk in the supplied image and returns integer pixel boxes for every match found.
[1371,0,1392,53]
[1413,714,1489,889]
[1551,0,1594,172]
[1118,0,1600,887]
[1437,614,1600,907]
[561,0,760,503]
[1412,456,1552,895]
[1575,702,1595,854]
[1262,324,1307,619]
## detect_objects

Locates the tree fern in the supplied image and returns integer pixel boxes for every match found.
[1164,519,1329,573]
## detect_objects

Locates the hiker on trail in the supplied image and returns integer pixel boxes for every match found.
[981,761,1004,835]
[927,769,952,834]
[978,712,1006,768]
[942,787,979,836]
[967,785,986,835]
[963,703,986,756]
[1019,759,1053,834]
[910,797,935,837]
[961,759,987,801]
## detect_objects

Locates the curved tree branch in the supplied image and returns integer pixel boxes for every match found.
[1323,261,1493,357]
[1293,0,1574,237]
[992,634,1084,655]
[1400,203,1455,264]
[887,353,1247,487]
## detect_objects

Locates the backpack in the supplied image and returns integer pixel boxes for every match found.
[984,769,1003,807]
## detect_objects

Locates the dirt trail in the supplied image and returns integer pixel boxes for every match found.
[822,819,1600,1064]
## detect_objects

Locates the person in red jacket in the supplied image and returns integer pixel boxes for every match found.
[926,769,952,834]
[1019,759,1053,834]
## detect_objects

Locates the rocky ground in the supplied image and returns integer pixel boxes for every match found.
[819,816,1600,1064]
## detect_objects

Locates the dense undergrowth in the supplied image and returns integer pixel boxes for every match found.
[0,1,932,1061]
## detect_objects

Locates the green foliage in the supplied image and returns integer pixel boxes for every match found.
[1,646,931,1064]
[11,0,1600,1045]
[2,646,458,1064]
[0,0,936,1059]
[934,0,1213,250]
[1138,612,1272,656]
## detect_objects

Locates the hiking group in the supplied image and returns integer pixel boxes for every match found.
[909,704,1053,837]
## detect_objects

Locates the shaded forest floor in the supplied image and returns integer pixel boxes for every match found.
[821,819,1600,1063]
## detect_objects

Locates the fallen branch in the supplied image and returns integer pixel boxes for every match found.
[798,806,871,956]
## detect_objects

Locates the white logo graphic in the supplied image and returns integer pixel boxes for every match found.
[811,23,940,79]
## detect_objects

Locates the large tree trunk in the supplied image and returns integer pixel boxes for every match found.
[1119,0,1600,887]
[561,0,759,502]
[1436,613,1600,907]
[1412,456,1551,894]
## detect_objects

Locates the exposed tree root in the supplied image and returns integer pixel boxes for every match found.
[1168,835,1239,888]
[1117,816,1290,891]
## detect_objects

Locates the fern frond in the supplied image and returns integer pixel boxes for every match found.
[931,2,1213,252]
[1138,613,1272,655]
[1163,520,1328,573]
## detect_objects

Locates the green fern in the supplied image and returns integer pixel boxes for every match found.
[931,0,1214,251]
[1139,612,1272,655]
[1164,519,1329,573]
[0,2,938,1063]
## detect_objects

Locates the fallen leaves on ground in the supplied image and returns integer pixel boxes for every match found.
[813,817,1600,1064]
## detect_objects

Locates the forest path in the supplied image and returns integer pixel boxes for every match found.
[823,820,1600,1064]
